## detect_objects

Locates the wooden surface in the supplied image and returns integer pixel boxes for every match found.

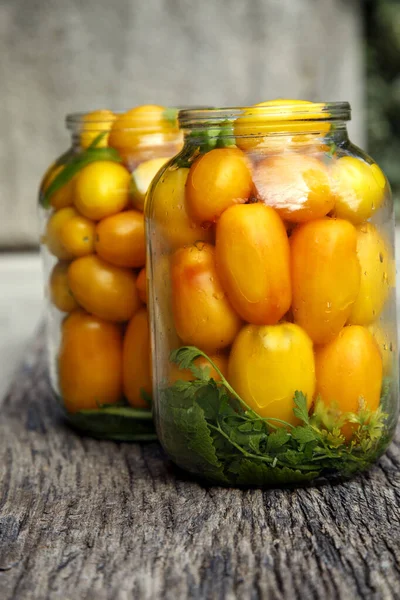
[0,0,364,247]
[0,254,43,400]
[1,332,400,600]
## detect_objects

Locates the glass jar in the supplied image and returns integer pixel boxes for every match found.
[39,105,183,440]
[146,100,399,486]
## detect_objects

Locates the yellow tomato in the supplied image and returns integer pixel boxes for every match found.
[149,167,212,250]
[49,262,79,313]
[80,109,116,149]
[228,322,315,425]
[68,255,141,322]
[109,105,175,151]
[136,267,147,304]
[291,218,360,345]
[95,210,145,268]
[59,310,123,412]
[171,243,242,351]
[169,354,228,383]
[185,148,253,224]
[315,325,383,439]
[234,100,331,151]
[44,207,78,259]
[367,321,397,377]
[331,156,386,224]
[59,214,96,257]
[130,157,170,211]
[74,161,130,220]
[123,308,152,408]
[215,203,291,324]
[348,223,393,325]
[254,154,335,223]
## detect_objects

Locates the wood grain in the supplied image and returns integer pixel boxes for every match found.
[1,331,399,600]
[0,0,364,247]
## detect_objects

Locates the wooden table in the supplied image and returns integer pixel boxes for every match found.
[1,333,400,600]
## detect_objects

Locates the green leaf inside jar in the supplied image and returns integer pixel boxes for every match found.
[65,404,157,442]
[161,345,392,486]
[41,132,122,209]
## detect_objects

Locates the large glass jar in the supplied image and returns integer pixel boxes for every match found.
[39,105,182,440]
[146,101,399,486]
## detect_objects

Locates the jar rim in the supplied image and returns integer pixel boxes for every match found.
[65,106,182,132]
[178,101,351,129]
[66,111,117,127]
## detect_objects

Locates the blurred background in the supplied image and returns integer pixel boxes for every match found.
[366,0,400,217]
[0,0,398,394]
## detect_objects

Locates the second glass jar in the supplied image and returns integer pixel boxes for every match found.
[39,105,182,439]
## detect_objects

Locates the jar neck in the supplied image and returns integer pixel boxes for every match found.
[179,102,351,153]
[68,131,183,153]
[66,108,182,152]
[181,122,349,152]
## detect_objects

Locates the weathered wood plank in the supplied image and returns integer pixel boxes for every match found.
[0,0,364,247]
[0,331,400,599]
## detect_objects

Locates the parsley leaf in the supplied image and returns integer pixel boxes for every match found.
[266,429,291,452]
[293,391,310,424]
[163,401,227,483]
[291,426,319,445]
[229,459,318,486]
[67,404,156,441]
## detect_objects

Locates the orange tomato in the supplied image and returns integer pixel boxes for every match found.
[44,207,78,259]
[228,323,315,425]
[254,154,335,223]
[149,167,212,250]
[291,218,360,344]
[49,262,79,313]
[95,210,145,268]
[331,156,386,224]
[60,214,96,257]
[68,255,140,322]
[122,308,152,408]
[215,203,291,324]
[171,243,242,351]
[136,267,147,303]
[80,109,116,149]
[59,310,123,412]
[169,354,228,383]
[185,148,253,224]
[74,161,130,220]
[315,325,383,439]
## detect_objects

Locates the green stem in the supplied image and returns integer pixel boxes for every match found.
[189,347,296,430]
[208,423,274,464]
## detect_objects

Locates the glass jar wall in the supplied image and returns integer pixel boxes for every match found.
[146,101,399,486]
[39,105,182,440]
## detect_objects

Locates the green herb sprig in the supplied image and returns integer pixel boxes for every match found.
[176,121,236,168]
[163,107,179,129]
[162,346,391,486]
[41,132,122,209]
[61,386,156,442]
